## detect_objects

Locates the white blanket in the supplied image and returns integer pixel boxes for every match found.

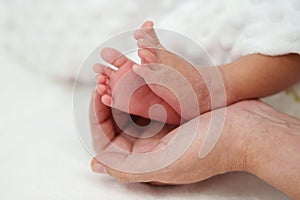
[1,0,299,199]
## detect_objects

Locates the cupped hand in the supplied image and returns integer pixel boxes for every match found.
[89,90,177,175]
[89,88,276,184]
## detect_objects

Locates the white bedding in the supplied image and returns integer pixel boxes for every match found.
[1,0,299,199]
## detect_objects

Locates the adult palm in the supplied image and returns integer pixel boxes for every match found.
[89,90,263,184]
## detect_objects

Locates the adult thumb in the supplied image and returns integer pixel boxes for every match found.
[91,157,154,183]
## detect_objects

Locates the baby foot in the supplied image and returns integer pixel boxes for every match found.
[93,47,182,125]
[133,21,214,119]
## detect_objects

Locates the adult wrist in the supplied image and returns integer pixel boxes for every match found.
[244,110,300,199]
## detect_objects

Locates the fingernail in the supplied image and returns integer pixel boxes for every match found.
[92,163,106,174]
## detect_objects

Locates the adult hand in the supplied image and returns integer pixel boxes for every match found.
[89,89,249,184]
[90,94,300,199]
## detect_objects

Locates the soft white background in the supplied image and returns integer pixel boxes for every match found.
[1,0,299,199]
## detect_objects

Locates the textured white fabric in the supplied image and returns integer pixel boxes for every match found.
[2,0,299,81]
[159,0,300,65]
[1,0,299,199]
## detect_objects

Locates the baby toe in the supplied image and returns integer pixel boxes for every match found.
[101,94,112,106]
[137,38,155,49]
[138,49,157,63]
[93,63,107,73]
[96,74,108,84]
[96,84,108,95]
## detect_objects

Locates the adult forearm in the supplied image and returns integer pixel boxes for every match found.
[246,109,300,199]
